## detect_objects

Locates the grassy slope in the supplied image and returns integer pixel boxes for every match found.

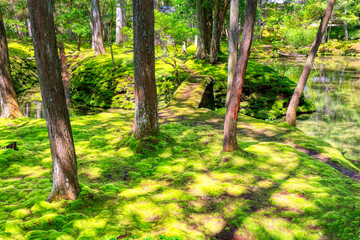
[0,107,360,240]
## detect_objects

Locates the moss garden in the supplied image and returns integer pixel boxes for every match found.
[1,42,360,240]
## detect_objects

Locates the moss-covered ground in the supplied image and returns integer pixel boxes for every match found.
[1,105,360,239]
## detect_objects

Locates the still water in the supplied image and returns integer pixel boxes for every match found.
[259,56,360,160]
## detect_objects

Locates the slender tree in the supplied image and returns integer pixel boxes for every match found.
[225,0,239,106]
[223,0,257,152]
[286,0,336,126]
[132,0,159,139]
[0,11,23,119]
[27,0,80,202]
[115,0,127,44]
[91,0,107,55]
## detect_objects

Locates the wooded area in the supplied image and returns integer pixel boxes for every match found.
[0,0,359,239]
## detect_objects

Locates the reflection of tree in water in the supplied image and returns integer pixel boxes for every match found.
[258,57,360,160]
[302,59,360,160]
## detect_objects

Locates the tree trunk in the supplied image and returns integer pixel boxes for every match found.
[115,0,127,44]
[0,12,23,119]
[91,0,107,55]
[27,17,32,38]
[286,0,336,126]
[27,0,80,202]
[209,0,230,64]
[85,5,95,49]
[24,102,31,117]
[344,6,348,41]
[223,0,257,152]
[225,0,240,107]
[132,0,159,139]
[195,0,212,59]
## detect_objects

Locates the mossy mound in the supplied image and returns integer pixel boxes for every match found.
[69,45,179,110]
[1,109,360,239]
[8,41,38,94]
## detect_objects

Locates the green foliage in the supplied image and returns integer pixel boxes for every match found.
[284,27,317,48]
[154,11,198,45]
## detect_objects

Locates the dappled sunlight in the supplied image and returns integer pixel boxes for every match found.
[189,213,226,235]
[1,106,360,239]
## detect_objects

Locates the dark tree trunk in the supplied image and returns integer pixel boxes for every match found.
[195,0,212,59]
[209,0,230,64]
[115,0,127,44]
[286,0,336,126]
[226,0,240,107]
[91,0,107,55]
[0,12,23,119]
[27,0,80,202]
[133,0,159,139]
[77,35,81,51]
[223,0,257,152]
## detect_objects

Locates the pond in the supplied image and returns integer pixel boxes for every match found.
[258,56,360,160]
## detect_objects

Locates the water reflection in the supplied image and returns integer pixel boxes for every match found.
[258,57,360,160]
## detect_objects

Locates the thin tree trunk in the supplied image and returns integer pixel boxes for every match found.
[24,102,31,117]
[85,5,95,49]
[109,2,116,71]
[154,0,160,11]
[132,0,159,139]
[0,12,23,119]
[77,35,81,51]
[225,0,240,107]
[286,0,336,126]
[223,0,257,152]
[344,6,348,41]
[91,0,107,55]
[27,17,32,38]
[27,0,80,202]
[115,0,127,44]
[209,0,230,64]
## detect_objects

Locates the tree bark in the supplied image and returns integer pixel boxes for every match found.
[27,0,80,202]
[58,41,70,110]
[223,0,257,152]
[115,0,127,44]
[209,0,230,64]
[286,0,336,126]
[225,0,240,107]
[91,0,107,55]
[0,12,23,119]
[133,0,159,139]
